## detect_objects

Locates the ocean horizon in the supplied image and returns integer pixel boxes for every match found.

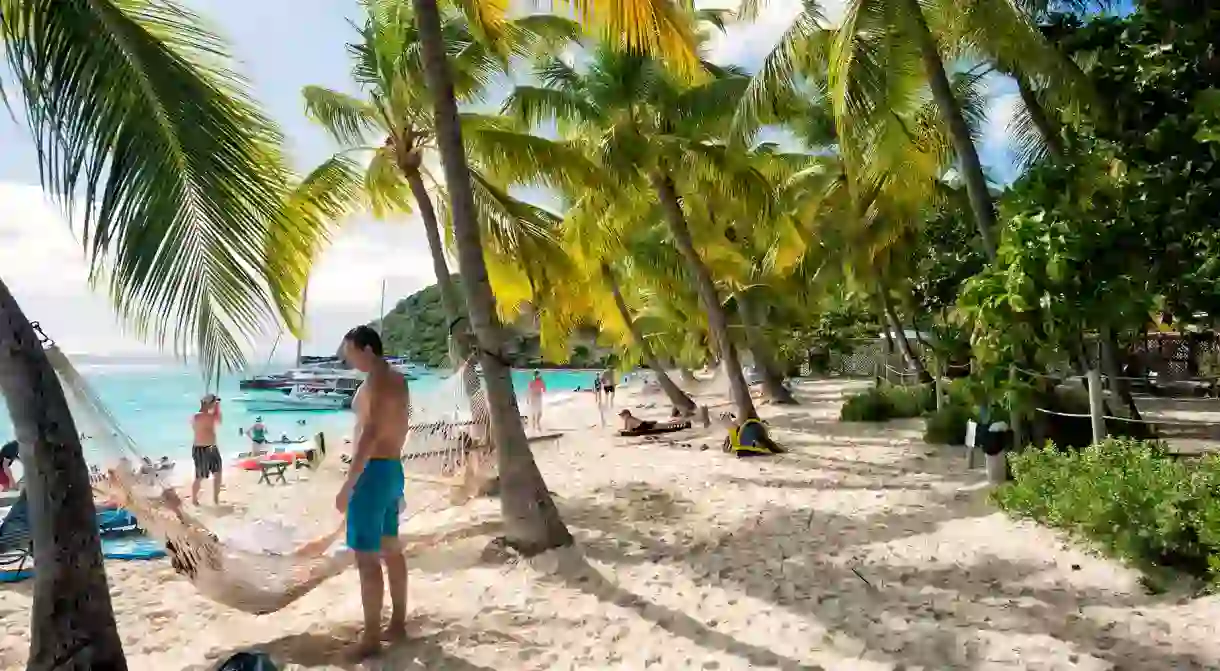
[0,358,601,480]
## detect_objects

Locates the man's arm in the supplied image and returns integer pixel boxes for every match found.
[344,386,382,486]
[213,402,222,424]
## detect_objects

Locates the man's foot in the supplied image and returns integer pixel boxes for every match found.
[383,617,408,641]
[346,636,381,661]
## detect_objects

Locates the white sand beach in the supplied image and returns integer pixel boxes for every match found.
[3,379,1220,670]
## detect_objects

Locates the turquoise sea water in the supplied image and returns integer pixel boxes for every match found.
[0,363,600,468]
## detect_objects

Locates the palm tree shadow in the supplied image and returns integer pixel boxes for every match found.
[546,551,825,671]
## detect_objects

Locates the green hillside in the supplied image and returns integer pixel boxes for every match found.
[374,276,610,367]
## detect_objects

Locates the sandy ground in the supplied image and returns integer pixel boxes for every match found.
[3,378,1220,670]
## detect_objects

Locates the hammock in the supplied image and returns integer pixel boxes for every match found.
[45,346,497,615]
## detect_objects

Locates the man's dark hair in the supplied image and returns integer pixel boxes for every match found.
[343,325,384,357]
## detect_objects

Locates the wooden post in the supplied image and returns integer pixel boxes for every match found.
[935,360,945,412]
[1086,367,1106,443]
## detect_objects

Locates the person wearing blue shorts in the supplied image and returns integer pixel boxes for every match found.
[335,326,410,660]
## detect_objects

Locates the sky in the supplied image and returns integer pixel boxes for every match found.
[0,0,1019,361]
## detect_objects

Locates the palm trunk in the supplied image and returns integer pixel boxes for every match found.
[737,294,797,404]
[412,0,571,555]
[402,165,472,365]
[1015,73,1065,161]
[879,288,931,383]
[650,170,758,420]
[602,264,695,413]
[1101,326,1143,421]
[902,0,998,259]
[0,277,127,668]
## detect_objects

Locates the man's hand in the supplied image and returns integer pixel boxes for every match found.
[335,481,353,514]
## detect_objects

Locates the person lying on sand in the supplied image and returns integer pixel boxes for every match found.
[619,409,658,433]
[722,414,786,457]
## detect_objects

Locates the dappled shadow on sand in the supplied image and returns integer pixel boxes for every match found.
[544,551,825,671]
[184,617,516,670]
[560,476,1216,669]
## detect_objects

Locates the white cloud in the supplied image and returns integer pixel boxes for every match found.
[0,180,440,359]
[700,0,846,71]
[978,74,1022,184]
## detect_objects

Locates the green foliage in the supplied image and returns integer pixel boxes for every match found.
[840,383,931,422]
[923,404,972,445]
[377,277,608,367]
[995,439,1220,584]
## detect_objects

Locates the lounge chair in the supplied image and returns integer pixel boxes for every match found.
[0,492,33,582]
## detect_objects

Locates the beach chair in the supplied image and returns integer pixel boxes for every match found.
[0,492,34,581]
[257,460,290,485]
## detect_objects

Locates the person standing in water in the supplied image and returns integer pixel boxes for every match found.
[527,370,547,432]
[190,394,223,506]
[336,325,410,659]
[248,416,268,448]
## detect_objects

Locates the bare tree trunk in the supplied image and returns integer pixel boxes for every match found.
[0,277,127,669]
[902,0,998,259]
[651,170,758,420]
[879,288,931,383]
[412,0,571,555]
[737,294,797,404]
[602,264,695,413]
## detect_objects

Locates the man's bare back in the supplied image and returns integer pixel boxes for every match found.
[192,411,219,446]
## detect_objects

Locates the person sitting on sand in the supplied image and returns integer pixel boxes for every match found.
[723,414,785,457]
[619,409,657,433]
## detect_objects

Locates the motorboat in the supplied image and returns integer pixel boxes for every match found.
[234,386,351,412]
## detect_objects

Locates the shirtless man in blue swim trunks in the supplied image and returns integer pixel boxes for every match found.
[335,325,410,659]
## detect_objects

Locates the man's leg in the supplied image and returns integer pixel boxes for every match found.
[353,552,384,655]
[190,478,202,506]
[212,469,223,504]
[381,536,407,639]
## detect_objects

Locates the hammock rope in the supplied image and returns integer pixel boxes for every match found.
[45,345,497,615]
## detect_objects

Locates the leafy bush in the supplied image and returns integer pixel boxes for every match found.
[924,404,973,445]
[839,383,931,422]
[840,386,893,422]
[994,439,1220,584]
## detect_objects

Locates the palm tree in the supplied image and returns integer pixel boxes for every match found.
[739,0,1091,260]
[0,1,348,666]
[502,45,767,420]
[302,3,583,367]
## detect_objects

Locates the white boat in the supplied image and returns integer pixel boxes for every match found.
[235,386,351,412]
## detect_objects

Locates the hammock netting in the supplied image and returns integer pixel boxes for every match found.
[46,345,497,615]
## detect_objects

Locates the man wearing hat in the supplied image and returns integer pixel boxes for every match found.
[191,393,224,506]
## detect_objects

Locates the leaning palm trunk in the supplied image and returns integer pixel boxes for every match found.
[901,0,997,259]
[737,295,797,404]
[879,289,931,383]
[602,263,695,413]
[651,171,758,420]
[412,0,571,554]
[1014,73,1065,160]
[401,163,473,366]
[0,277,127,669]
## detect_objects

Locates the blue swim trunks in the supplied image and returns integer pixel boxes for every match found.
[346,458,405,553]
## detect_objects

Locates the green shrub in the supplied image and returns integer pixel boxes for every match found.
[840,386,893,421]
[924,404,973,445]
[840,383,931,422]
[993,438,1220,585]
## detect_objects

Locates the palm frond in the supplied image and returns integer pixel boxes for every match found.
[302,85,385,147]
[1,0,313,374]
[501,85,599,129]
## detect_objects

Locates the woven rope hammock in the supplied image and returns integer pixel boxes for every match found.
[46,346,497,615]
